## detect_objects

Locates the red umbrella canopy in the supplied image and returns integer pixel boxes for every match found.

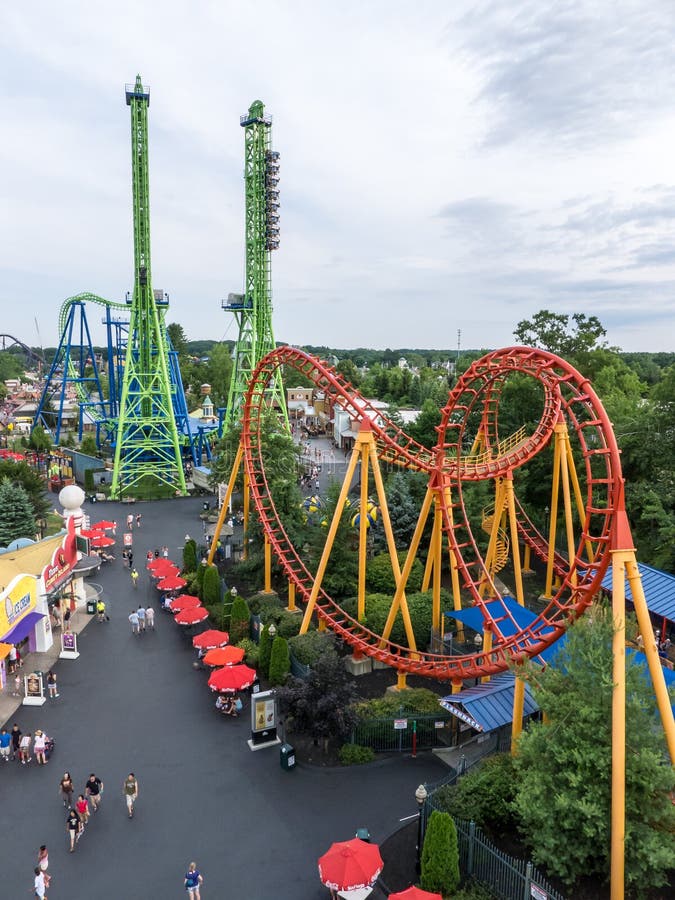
[192,630,229,650]
[91,535,115,548]
[389,888,443,900]
[148,557,176,572]
[93,520,116,530]
[318,839,383,892]
[203,646,245,667]
[81,528,106,539]
[208,664,257,693]
[157,575,187,591]
[174,606,208,625]
[168,595,202,612]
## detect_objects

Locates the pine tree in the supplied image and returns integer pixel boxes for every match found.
[182,538,197,573]
[268,635,290,686]
[258,624,273,678]
[420,810,460,895]
[0,477,37,547]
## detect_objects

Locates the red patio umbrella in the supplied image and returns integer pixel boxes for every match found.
[157,575,187,591]
[148,557,176,572]
[174,607,208,625]
[92,520,116,530]
[168,595,202,612]
[318,838,383,892]
[203,646,245,667]
[389,888,443,900]
[207,664,257,693]
[81,528,106,539]
[91,535,115,548]
[192,630,229,650]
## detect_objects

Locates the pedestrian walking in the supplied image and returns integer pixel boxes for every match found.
[0,728,10,762]
[34,730,48,765]
[10,723,21,760]
[19,731,32,764]
[59,772,74,807]
[184,862,203,899]
[8,644,17,673]
[37,845,51,889]
[135,513,142,528]
[126,513,134,530]
[145,606,155,631]
[33,867,47,900]
[127,550,134,569]
[47,671,59,698]
[96,599,108,622]
[85,773,103,811]
[129,609,140,635]
[123,772,139,818]
[162,545,169,558]
[137,605,146,633]
[131,567,139,589]
[111,520,117,535]
[63,607,72,633]
[75,793,90,827]
[146,550,153,568]
[13,673,21,697]
[66,808,80,852]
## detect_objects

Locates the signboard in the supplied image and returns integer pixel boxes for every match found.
[76,535,90,555]
[394,719,408,730]
[444,704,484,732]
[60,631,79,659]
[0,575,37,639]
[530,885,548,900]
[248,690,280,750]
[23,671,46,706]
[434,721,446,729]
[42,519,78,594]
[123,532,133,548]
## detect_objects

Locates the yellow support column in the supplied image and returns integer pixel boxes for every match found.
[262,535,273,594]
[357,440,370,623]
[511,675,525,755]
[396,672,408,691]
[544,424,564,598]
[286,581,296,613]
[522,543,533,575]
[610,548,627,900]
[207,444,243,565]
[242,469,250,561]
[504,475,525,606]
[480,626,493,684]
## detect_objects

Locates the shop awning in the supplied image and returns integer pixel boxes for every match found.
[439,673,539,733]
[601,562,675,622]
[1,611,45,644]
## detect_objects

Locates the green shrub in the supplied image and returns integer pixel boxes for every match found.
[258,624,273,678]
[84,468,95,493]
[248,593,283,617]
[237,638,259,667]
[185,572,200,596]
[288,630,335,666]
[183,539,197,573]
[354,687,442,720]
[268,635,290,685]
[339,744,376,766]
[358,590,441,652]
[229,595,251,645]
[80,434,98,457]
[276,609,302,639]
[204,602,227,631]
[421,810,460,896]
[196,561,207,598]
[366,550,424,594]
[201,564,221,606]
[433,754,518,838]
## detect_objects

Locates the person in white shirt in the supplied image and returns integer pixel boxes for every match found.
[128,610,140,635]
[145,607,155,631]
[34,867,47,900]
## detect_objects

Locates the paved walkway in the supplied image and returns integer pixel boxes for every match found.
[0,497,445,898]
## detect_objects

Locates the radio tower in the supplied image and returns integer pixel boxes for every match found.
[222,100,288,432]
[110,76,186,499]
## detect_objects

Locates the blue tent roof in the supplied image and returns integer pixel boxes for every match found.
[601,562,675,622]
[439,673,539,733]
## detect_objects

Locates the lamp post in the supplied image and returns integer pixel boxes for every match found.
[415,783,428,873]
[268,622,277,640]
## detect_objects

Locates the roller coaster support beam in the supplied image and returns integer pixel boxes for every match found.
[286,581,297,612]
[479,478,507,598]
[480,624,493,684]
[610,546,627,900]
[207,444,243,566]
[504,474,525,606]
[511,674,526,755]
[357,432,370,623]
[243,469,250,560]
[263,536,273,594]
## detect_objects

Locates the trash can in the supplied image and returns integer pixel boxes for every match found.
[86,599,96,615]
[280,743,296,771]
[355,827,371,843]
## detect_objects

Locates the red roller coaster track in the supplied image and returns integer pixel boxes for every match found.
[242,346,623,681]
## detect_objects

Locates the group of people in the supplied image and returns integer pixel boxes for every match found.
[0,723,53,765]
[128,604,155,634]
[60,771,138,852]
[126,512,142,530]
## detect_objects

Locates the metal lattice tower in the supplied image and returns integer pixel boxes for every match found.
[222,100,288,432]
[110,76,186,499]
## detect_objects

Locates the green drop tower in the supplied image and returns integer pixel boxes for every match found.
[110,76,186,499]
[222,100,288,431]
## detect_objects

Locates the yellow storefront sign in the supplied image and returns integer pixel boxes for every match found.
[0,574,37,638]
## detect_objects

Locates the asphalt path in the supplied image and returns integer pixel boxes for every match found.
[0,497,446,898]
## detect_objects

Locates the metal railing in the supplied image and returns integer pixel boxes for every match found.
[349,713,454,752]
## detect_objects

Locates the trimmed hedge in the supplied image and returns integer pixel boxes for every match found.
[288,630,335,666]
[421,810,460,896]
[183,539,197,573]
[258,624,273,678]
[339,744,376,766]
[229,595,251,645]
[268,635,290,686]
[201,564,221,606]
[365,550,424,594]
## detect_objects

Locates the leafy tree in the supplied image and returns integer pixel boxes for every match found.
[288,630,335,666]
[201,564,221,605]
[0,477,37,546]
[0,461,50,522]
[408,398,442,448]
[305,481,358,600]
[365,550,424,594]
[420,810,460,896]
[182,538,197,573]
[268,635,290,685]
[277,649,359,752]
[383,472,419,549]
[432,754,518,838]
[166,322,188,358]
[229,595,251,644]
[513,309,609,356]
[512,607,675,891]
[80,434,98,457]
[336,358,361,388]
[28,425,52,454]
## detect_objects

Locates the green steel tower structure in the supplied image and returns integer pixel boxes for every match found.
[110,76,186,499]
[223,100,288,431]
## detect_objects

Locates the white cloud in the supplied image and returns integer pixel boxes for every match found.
[0,1,674,352]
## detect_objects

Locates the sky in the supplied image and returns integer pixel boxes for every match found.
[2,0,675,353]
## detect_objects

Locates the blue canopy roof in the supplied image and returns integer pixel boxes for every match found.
[601,562,675,622]
[439,673,539,733]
